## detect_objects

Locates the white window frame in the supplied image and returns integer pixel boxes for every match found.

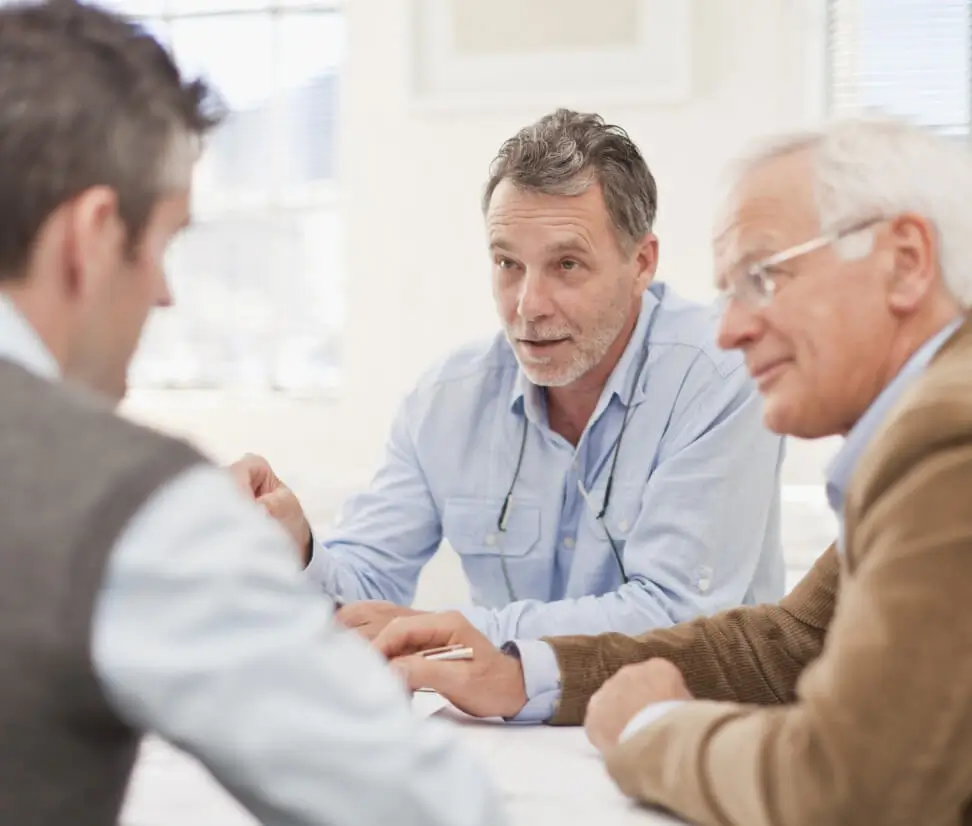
[124,0,346,396]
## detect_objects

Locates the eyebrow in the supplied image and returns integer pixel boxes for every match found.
[726,247,777,272]
[715,227,781,269]
[714,244,772,289]
[544,239,592,257]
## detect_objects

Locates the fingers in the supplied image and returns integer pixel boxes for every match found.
[373,611,470,660]
[334,601,378,628]
[390,654,471,694]
[389,630,528,719]
[257,488,294,518]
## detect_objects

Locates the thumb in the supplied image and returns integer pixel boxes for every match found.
[229,464,259,500]
[257,488,292,518]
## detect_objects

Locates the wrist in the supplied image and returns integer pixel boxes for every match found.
[499,641,529,718]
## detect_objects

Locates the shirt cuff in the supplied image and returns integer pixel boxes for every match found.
[619,700,686,742]
[501,640,561,723]
[303,538,340,604]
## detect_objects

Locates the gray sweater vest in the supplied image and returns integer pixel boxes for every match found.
[0,360,203,825]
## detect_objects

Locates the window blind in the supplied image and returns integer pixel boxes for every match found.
[828,0,972,137]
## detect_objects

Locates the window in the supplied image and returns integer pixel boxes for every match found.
[827,0,971,137]
[108,0,346,393]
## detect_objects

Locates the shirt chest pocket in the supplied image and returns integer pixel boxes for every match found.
[580,482,644,543]
[441,497,541,558]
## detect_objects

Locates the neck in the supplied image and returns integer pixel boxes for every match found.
[883,302,963,384]
[1,282,73,373]
[547,302,641,445]
[841,301,964,436]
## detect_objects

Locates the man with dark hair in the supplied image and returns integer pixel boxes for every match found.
[236,109,786,703]
[0,2,505,824]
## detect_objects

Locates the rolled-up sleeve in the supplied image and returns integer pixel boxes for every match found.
[306,394,442,607]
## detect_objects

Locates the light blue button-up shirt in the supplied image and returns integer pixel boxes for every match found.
[826,317,964,544]
[309,283,785,648]
[0,296,506,826]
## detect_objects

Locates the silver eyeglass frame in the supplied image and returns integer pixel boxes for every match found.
[719,216,886,307]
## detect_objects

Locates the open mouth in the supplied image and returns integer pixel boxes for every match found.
[518,338,570,358]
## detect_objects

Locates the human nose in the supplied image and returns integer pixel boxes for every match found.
[716,294,763,351]
[516,269,555,321]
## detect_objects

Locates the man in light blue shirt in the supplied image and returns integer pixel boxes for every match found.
[369,115,972,826]
[237,109,786,646]
[0,4,504,824]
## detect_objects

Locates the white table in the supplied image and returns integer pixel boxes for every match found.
[122,696,686,826]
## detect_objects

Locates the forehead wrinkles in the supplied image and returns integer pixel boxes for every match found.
[715,185,820,272]
[714,218,786,277]
[716,147,818,248]
[487,182,615,249]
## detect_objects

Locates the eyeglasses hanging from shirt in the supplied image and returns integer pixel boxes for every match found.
[495,341,652,603]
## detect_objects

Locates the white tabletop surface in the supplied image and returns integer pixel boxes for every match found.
[121,694,687,826]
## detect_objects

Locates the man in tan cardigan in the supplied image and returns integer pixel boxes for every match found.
[375,116,972,826]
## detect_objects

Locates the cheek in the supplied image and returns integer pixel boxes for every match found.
[492,276,519,318]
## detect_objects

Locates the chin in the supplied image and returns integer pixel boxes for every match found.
[762,396,833,440]
[521,367,567,387]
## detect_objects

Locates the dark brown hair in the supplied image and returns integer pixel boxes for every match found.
[0,0,224,279]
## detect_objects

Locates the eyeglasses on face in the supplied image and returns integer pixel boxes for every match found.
[717,216,886,308]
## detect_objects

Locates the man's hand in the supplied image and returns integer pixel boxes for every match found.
[373,611,528,720]
[336,601,425,641]
[229,453,312,562]
[585,658,692,754]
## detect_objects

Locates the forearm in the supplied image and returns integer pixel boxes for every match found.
[464,541,787,647]
[545,544,838,724]
[306,538,423,606]
[460,580,682,646]
[305,398,441,607]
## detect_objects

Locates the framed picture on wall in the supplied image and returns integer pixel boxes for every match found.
[408,0,692,111]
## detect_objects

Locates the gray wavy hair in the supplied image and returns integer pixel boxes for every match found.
[482,108,658,252]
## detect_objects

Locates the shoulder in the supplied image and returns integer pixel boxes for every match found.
[0,361,205,485]
[645,283,744,380]
[407,331,519,403]
[857,333,972,507]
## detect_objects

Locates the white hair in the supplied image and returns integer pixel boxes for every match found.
[729,115,972,307]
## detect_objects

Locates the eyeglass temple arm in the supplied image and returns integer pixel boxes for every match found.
[497,493,513,531]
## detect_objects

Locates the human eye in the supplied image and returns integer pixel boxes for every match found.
[746,262,792,300]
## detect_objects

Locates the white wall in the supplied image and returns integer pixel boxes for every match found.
[124,0,839,573]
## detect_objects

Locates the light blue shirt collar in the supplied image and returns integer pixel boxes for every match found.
[826,317,964,518]
[0,293,60,380]
[508,287,660,422]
